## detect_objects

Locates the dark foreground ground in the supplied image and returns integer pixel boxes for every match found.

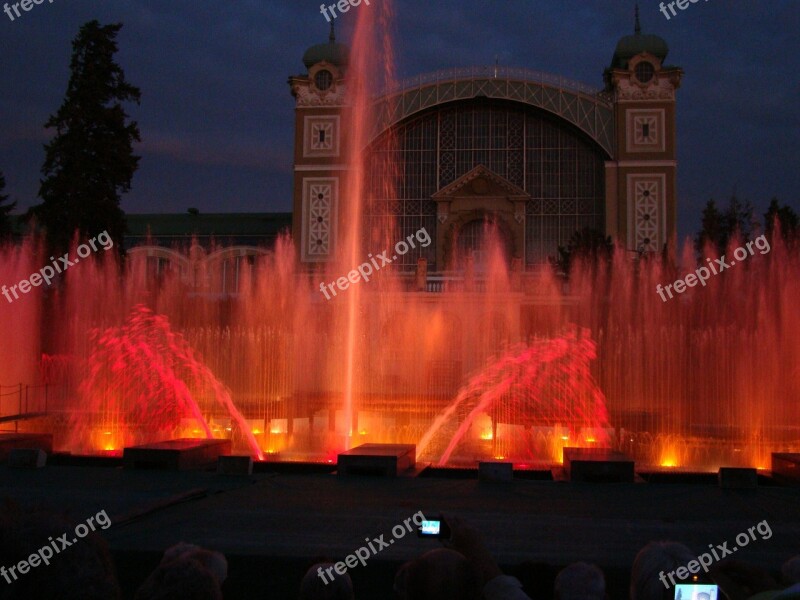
[0,462,798,599]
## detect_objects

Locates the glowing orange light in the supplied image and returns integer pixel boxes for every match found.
[359,430,367,436]
[494,455,505,460]
[586,437,596,443]
[479,431,493,440]
[659,446,679,468]
[103,431,112,436]
[252,428,262,435]
[269,428,282,434]
[561,435,569,441]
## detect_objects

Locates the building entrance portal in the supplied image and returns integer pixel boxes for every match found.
[456,218,513,271]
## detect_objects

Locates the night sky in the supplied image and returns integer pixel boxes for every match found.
[0,0,797,242]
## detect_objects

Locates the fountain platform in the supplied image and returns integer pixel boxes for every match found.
[0,433,53,462]
[0,463,798,598]
[563,447,634,483]
[771,452,800,484]
[337,443,416,477]
[123,438,231,471]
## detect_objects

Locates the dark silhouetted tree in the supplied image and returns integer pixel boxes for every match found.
[551,227,614,277]
[0,170,16,241]
[722,195,758,243]
[27,20,140,257]
[695,199,723,255]
[764,198,799,246]
[695,195,757,256]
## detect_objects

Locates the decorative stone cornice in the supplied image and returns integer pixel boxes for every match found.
[290,80,348,107]
[432,165,529,200]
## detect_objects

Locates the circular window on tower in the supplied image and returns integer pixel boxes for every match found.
[635,61,655,84]
[314,69,333,91]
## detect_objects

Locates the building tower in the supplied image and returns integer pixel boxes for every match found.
[288,24,350,264]
[605,7,683,255]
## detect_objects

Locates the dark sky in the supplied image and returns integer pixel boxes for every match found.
[0,0,797,242]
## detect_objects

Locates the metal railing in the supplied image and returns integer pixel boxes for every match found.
[0,384,56,430]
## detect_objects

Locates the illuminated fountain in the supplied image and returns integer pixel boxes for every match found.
[1,224,796,471]
[416,329,611,466]
[1,2,798,470]
[65,305,262,459]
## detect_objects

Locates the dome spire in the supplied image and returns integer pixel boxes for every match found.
[302,21,349,70]
[610,4,668,69]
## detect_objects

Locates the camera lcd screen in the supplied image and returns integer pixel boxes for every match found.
[420,520,441,536]
[674,583,719,600]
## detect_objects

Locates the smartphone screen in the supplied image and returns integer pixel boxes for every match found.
[674,583,719,600]
[419,520,441,536]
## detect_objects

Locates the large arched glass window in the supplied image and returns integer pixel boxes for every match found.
[365,98,606,269]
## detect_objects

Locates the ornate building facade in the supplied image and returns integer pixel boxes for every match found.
[122,15,681,295]
[290,17,681,271]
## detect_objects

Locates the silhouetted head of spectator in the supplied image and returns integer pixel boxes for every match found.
[299,562,354,600]
[774,583,800,599]
[394,548,481,600]
[0,501,120,600]
[711,559,778,599]
[161,543,227,587]
[512,561,555,598]
[135,556,221,600]
[783,556,800,585]
[135,543,227,600]
[555,561,606,600]
[630,541,694,600]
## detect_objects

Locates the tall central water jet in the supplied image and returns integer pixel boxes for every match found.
[339,2,399,449]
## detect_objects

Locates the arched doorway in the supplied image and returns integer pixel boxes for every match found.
[455,217,513,271]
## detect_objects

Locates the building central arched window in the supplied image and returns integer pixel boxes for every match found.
[365,98,606,270]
